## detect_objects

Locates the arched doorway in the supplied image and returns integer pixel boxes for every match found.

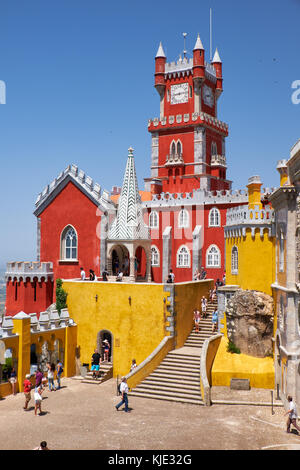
[97,330,113,363]
[135,246,147,280]
[110,245,130,276]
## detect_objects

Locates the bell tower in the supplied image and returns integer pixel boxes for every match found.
[145,35,231,194]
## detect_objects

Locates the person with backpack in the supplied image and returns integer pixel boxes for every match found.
[56,360,63,389]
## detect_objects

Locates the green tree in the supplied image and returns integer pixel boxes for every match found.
[56,278,68,314]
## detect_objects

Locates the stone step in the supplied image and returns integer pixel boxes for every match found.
[156,364,200,373]
[153,369,200,379]
[129,390,203,405]
[149,371,200,381]
[142,379,200,392]
[161,358,200,368]
[131,385,202,400]
[145,375,199,386]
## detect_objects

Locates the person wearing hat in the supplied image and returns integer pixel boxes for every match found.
[23,374,32,410]
[103,339,110,362]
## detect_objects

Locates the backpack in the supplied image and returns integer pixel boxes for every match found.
[118,383,121,395]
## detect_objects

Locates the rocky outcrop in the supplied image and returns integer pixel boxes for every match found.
[225,289,274,358]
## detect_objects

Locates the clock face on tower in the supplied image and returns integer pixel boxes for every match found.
[170,83,189,105]
[203,84,214,107]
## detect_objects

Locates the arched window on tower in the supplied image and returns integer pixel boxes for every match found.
[206,245,221,268]
[209,207,221,227]
[171,141,176,158]
[149,211,159,229]
[177,141,182,157]
[61,225,78,261]
[231,246,238,274]
[211,142,217,158]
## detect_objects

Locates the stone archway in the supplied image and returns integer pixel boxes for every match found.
[97,330,113,363]
[135,245,147,280]
[108,244,130,277]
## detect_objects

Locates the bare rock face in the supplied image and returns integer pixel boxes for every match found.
[225,289,274,358]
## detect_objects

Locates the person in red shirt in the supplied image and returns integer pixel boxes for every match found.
[23,374,32,410]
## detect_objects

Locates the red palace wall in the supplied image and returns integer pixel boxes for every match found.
[5,279,53,317]
[39,181,102,281]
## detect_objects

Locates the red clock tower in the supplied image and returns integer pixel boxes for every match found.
[145,35,230,195]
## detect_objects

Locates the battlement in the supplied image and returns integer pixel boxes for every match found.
[148,111,229,134]
[164,57,216,83]
[5,261,54,282]
[224,204,275,239]
[34,164,113,215]
[143,188,249,208]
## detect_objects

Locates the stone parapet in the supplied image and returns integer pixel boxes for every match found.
[5,261,54,282]
[148,111,229,135]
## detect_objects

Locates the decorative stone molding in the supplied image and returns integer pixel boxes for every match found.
[211,154,227,167]
[165,153,184,166]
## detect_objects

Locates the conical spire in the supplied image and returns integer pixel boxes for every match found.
[156,41,166,58]
[212,48,222,63]
[108,148,150,240]
[193,34,204,51]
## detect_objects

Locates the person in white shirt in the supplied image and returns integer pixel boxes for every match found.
[116,270,123,282]
[115,377,129,412]
[80,267,86,281]
[286,395,300,434]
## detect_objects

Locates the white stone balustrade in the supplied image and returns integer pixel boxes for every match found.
[211,154,227,167]
[225,204,275,239]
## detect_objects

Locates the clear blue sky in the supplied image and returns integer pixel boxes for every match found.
[0,0,299,266]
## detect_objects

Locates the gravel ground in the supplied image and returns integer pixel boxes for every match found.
[0,378,299,451]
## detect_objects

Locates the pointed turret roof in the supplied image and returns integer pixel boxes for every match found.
[108,147,150,240]
[193,34,204,51]
[156,42,166,58]
[212,48,222,63]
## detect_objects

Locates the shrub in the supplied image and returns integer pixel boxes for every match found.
[227,340,241,354]
[56,278,68,314]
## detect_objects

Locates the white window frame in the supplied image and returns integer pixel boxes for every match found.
[206,244,221,268]
[149,211,159,229]
[178,209,189,229]
[177,245,191,268]
[209,207,221,227]
[61,225,78,261]
[231,246,238,274]
[151,245,160,267]
[211,141,217,157]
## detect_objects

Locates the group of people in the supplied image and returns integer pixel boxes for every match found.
[193,296,218,333]
[193,267,207,281]
[90,340,111,379]
[23,360,63,416]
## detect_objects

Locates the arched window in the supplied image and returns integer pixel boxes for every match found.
[177,141,182,156]
[151,246,160,267]
[206,245,220,268]
[170,141,176,158]
[231,246,238,274]
[211,142,217,157]
[149,211,159,229]
[178,209,189,228]
[61,226,78,260]
[209,207,221,227]
[177,245,190,268]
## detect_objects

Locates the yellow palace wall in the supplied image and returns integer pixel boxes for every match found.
[225,228,275,296]
[62,280,213,378]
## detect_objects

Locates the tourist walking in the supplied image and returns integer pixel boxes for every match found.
[9,367,17,395]
[23,374,32,410]
[130,359,137,372]
[89,269,96,281]
[212,309,218,333]
[56,360,63,389]
[91,349,101,379]
[193,308,201,333]
[201,296,207,318]
[115,377,130,412]
[34,384,44,416]
[116,270,123,282]
[286,396,300,434]
[47,362,56,391]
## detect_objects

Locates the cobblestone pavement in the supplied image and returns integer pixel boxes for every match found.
[1,378,300,451]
